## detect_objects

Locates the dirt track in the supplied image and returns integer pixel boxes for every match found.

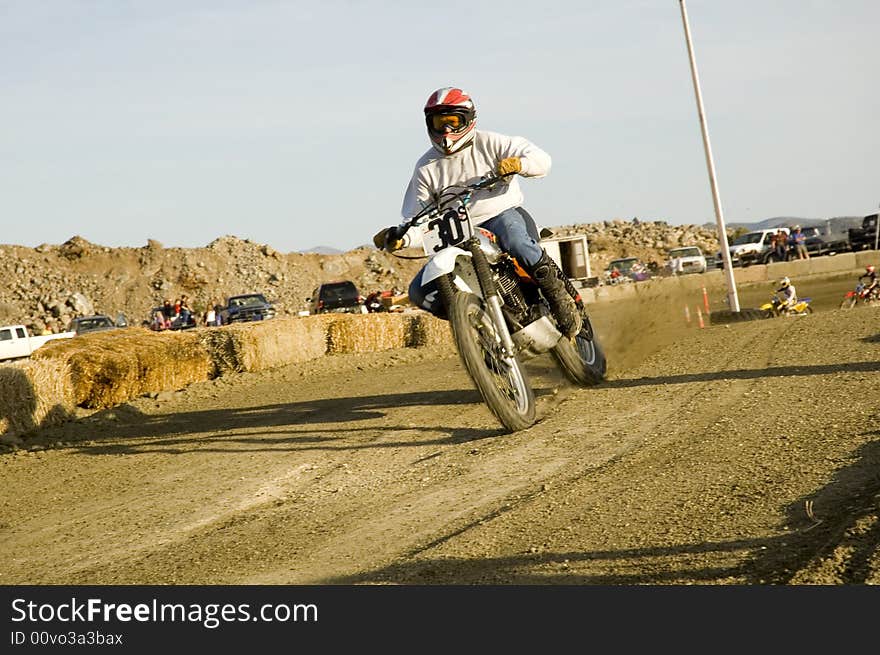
[2,282,879,585]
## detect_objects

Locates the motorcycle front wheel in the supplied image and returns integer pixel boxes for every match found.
[448,292,536,432]
[551,313,607,386]
[840,297,857,310]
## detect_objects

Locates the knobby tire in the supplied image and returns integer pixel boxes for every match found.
[447,292,536,432]
[551,313,607,385]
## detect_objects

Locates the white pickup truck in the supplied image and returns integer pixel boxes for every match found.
[0,324,75,362]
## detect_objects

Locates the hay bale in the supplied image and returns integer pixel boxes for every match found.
[196,328,243,376]
[0,359,75,438]
[33,328,212,409]
[199,317,330,374]
[408,313,454,348]
[326,313,410,354]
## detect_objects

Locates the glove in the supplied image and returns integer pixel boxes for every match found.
[372,225,406,252]
[497,157,522,177]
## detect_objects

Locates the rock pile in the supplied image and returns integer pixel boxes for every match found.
[546,219,721,274]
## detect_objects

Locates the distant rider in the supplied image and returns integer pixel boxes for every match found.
[372,87,582,338]
[775,277,798,313]
[858,265,877,299]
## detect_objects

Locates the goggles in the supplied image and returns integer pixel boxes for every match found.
[428,111,468,133]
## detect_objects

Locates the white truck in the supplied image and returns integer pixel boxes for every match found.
[0,324,75,362]
[715,228,789,268]
[666,246,708,275]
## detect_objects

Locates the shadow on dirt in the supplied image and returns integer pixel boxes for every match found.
[33,387,542,455]
[859,333,880,343]
[744,435,880,584]
[326,437,880,585]
[323,536,776,584]
[607,360,880,389]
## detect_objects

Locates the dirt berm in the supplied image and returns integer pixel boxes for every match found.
[0,272,877,585]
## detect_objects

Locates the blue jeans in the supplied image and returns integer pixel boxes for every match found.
[408,206,543,316]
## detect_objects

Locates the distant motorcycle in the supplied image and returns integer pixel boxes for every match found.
[761,294,813,317]
[839,283,880,309]
[365,292,388,313]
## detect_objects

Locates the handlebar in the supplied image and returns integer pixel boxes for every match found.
[404,171,516,229]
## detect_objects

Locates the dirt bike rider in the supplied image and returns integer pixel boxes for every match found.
[372,86,582,338]
[775,276,797,312]
[858,265,877,299]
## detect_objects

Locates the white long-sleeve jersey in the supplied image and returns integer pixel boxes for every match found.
[397,130,551,247]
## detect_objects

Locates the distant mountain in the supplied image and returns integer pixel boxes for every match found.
[302,245,344,255]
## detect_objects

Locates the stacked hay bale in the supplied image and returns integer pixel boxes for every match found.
[32,329,212,409]
[326,313,410,354]
[324,312,454,352]
[0,358,75,439]
[3,311,457,441]
[198,316,331,374]
[407,313,454,348]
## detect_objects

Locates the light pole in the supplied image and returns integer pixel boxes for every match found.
[874,202,879,251]
[679,0,740,312]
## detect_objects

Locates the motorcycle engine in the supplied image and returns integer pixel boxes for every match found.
[495,260,532,323]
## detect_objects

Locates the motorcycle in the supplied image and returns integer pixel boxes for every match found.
[839,282,880,309]
[387,172,606,432]
[365,292,388,313]
[761,294,813,317]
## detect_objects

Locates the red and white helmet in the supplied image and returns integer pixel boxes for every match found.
[867,265,876,274]
[424,87,477,155]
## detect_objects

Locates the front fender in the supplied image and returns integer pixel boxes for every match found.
[422,247,471,287]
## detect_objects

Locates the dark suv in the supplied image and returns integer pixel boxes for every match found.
[221,293,277,324]
[69,314,121,336]
[308,281,367,315]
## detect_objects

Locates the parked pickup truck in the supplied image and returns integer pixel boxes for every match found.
[0,324,75,362]
[220,293,277,324]
[848,213,879,251]
[747,226,849,264]
[718,228,787,268]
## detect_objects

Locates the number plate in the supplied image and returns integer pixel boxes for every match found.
[420,209,472,255]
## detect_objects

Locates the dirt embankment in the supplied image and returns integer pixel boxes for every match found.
[1,278,877,585]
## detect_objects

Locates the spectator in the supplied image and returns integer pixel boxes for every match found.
[161,299,174,322]
[150,310,168,331]
[213,299,225,326]
[179,295,193,323]
[791,225,809,260]
[775,230,788,261]
[204,304,216,327]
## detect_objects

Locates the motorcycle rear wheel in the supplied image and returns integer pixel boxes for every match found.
[448,292,536,432]
[551,314,607,386]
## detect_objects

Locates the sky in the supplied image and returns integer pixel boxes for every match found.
[1,0,878,253]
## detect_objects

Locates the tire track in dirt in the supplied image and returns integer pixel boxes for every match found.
[324,320,795,583]
[2,307,878,585]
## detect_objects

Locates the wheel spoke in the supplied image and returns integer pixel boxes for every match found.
[466,304,529,411]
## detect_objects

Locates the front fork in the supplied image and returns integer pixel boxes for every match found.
[457,237,517,357]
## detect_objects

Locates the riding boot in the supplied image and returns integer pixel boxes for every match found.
[528,252,582,338]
